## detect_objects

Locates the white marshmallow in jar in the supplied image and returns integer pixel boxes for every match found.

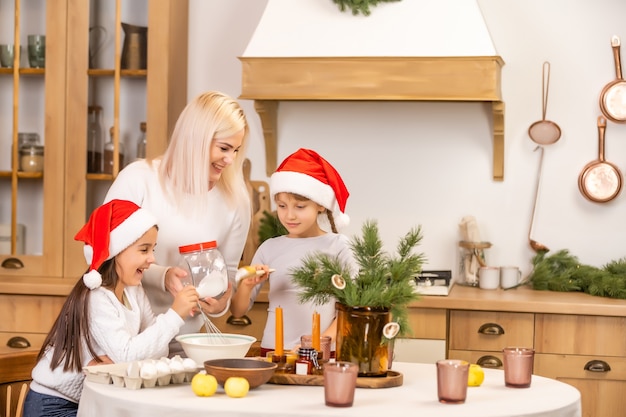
[178,241,228,299]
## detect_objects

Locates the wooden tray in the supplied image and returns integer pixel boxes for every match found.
[268,370,403,388]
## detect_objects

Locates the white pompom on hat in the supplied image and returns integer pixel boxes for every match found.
[270,148,350,231]
[74,199,157,290]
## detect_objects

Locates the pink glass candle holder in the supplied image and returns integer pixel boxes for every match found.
[323,361,358,407]
[436,359,469,404]
[301,334,332,360]
[502,347,535,388]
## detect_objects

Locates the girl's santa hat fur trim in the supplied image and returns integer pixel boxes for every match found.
[74,199,157,289]
[270,148,350,230]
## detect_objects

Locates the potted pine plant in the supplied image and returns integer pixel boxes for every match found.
[291,220,425,376]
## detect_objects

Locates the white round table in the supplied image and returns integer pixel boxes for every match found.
[77,362,581,417]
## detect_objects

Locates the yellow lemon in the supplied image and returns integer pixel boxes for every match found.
[191,373,218,397]
[224,377,250,398]
[468,364,485,387]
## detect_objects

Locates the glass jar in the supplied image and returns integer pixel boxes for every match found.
[87,106,104,173]
[457,241,492,286]
[14,133,41,170]
[178,241,228,299]
[136,121,147,160]
[104,126,125,174]
[19,144,44,172]
[295,347,320,375]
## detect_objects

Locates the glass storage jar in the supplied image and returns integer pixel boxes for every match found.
[19,143,44,172]
[17,133,43,172]
[104,126,125,174]
[178,241,228,299]
[87,105,104,173]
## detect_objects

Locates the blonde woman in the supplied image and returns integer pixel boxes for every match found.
[104,91,251,355]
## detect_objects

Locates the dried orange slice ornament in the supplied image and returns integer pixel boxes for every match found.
[383,322,400,339]
[331,274,346,290]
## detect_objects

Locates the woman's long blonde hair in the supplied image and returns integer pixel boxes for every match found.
[157,91,250,213]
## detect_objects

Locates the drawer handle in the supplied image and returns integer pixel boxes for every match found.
[2,257,24,269]
[226,315,251,326]
[584,360,611,373]
[477,355,503,368]
[7,336,31,349]
[478,323,505,335]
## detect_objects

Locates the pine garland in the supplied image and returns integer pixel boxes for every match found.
[332,0,402,16]
[528,249,626,299]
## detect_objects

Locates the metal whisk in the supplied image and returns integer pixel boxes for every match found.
[196,301,230,345]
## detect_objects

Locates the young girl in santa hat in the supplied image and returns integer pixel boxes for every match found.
[231,148,356,356]
[23,199,198,417]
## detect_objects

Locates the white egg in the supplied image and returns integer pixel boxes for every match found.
[155,360,171,376]
[182,358,198,370]
[140,362,158,379]
[169,360,185,373]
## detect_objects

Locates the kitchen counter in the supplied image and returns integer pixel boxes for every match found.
[410,284,626,317]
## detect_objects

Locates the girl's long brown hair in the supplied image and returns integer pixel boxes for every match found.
[37,259,118,372]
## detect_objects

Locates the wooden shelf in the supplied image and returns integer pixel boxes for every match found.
[0,171,43,179]
[240,56,505,180]
[0,68,45,75]
[87,69,147,78]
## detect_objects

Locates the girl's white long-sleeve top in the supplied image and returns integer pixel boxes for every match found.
[30,285,183,402]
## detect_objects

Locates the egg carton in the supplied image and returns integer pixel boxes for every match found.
[83,361,200,390]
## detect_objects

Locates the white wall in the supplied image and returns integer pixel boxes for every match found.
[188,0,626,279]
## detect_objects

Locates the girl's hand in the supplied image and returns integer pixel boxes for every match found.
[236,265,272,288]
[172,285,199,319]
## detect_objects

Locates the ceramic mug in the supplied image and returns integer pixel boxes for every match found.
[27,35,45,68]
[500,266,522,289]
[478,266,499,290]
[0,44,14,67]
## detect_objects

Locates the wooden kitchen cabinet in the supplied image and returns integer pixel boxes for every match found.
[0,0,188,351]
[534,314,626,417]
[411,285,626,417]
[448,310,534,369]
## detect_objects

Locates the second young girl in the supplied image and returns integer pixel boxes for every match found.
[231,148,356,355]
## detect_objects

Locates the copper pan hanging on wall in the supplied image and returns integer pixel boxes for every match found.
[599,36,626,123]
[578,116,622,203]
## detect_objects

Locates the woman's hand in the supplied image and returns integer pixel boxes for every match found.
[198,282,233,315]
[172,285,199,319]
[165,266,190,296]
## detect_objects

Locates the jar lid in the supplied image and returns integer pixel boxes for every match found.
[178,241,217,254]
[19,145,44,155]
[18,132,40,146]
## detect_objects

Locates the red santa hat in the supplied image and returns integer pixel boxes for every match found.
[270,148,350,230]
[74,199,157,290]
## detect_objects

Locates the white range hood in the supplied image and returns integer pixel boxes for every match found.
[240,0,505,180]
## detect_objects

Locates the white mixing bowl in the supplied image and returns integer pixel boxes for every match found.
[175,333,256,364]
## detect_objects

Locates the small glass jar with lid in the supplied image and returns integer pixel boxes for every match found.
[18,133,44,172]
[295,347,320,375]
[177,241,228,299]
